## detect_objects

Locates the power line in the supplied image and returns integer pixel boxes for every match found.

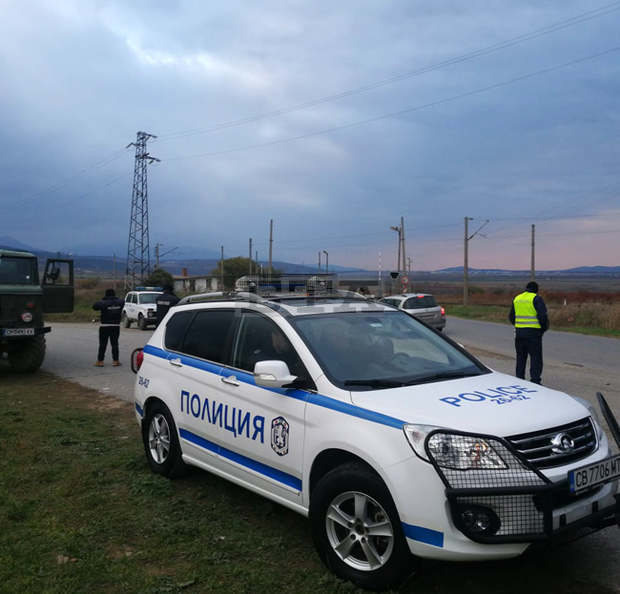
[156,1,620,143]
[18,149,126,203]
[162,45,620,162]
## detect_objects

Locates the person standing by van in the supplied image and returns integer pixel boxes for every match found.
[509,281,548,385]
[93,288,124,366]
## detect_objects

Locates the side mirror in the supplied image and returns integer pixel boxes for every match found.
[253,360,297,388]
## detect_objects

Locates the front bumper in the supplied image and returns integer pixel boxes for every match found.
[446,482,619,545]
[426,427,620,545]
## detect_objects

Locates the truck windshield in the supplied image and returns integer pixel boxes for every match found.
[293,311,487,390]
[0,256,37,285]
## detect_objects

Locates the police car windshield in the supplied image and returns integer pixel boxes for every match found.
[293,311,487,390]
[139,293,160,304]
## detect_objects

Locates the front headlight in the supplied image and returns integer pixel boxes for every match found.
[426,433,508,470]
[403,424,442,461]
[404,425,508,470]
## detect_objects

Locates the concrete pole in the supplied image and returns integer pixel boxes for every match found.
[220,245,224,289]
[400,216,406,290]
[531,224,536,281]
[464,217,469,306]
[268,219,273,284]
[249,238,253,275]
[378,251,383,297]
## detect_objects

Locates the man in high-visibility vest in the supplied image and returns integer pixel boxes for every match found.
[509,281,548,384]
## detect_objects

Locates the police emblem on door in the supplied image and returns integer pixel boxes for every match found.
[271,416,289,456]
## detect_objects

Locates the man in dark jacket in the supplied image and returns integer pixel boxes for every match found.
[509,281,548,384]
[93,288,124,366]
[155,284,180,326]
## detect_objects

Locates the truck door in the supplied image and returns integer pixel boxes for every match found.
[42,259,74,313]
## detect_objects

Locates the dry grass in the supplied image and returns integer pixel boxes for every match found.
[432,286,620,334]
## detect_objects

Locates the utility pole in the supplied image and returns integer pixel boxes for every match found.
[390,224,401,275]
[318,251,321,271]
[268,219,273,282]
[378,251,383,297]
[125,131,159,290]
[463,217,489,306]
[220,245,224,289]
[400,216,406,291]
[530,224,536,281]
[323,250,329,273]
[249,238,253,275]
[154,242,177,270]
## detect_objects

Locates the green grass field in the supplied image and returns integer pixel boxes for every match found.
[0,373,354,593]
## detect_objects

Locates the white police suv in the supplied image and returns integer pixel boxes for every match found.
[132,291,620,590]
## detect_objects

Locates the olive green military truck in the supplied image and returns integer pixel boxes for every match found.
[0,249,74,372]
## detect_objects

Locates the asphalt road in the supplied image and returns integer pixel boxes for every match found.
[39,322,153,400]
[4,319,618,592]
[446,316,620,373]
[33,318,620,416]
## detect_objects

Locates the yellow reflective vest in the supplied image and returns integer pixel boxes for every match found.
[513,291,541,329]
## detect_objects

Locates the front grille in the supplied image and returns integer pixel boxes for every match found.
[507,417,596,469]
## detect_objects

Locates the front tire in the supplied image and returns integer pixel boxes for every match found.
[122,312,131,328]
[309,463,413,591]
[8,336,46,373]
[142,401,187,478]
[138,314,147,330]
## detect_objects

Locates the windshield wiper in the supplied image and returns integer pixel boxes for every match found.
[403,370,481,386]
[343,379,405,388]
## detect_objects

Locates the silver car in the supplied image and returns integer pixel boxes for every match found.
[380,292,446,331]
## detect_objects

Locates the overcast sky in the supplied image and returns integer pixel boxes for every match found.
[1,0,619,270]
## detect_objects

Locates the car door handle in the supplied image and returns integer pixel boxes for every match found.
[221,375,240,387]
[168,358,183,367]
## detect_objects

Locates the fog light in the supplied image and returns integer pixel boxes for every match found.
[21,312,33,323]
[458,505,501,536]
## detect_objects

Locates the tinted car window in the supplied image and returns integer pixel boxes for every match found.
[164,310,195,351]
[233,312,306,378]
[404,296,437,309]
[182,309,236,364]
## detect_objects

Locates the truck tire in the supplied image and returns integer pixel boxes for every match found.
[8,336,46,373]
[122,312,131,328]
[138,314,147,331]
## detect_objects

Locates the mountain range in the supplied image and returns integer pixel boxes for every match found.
[1,236,619,278]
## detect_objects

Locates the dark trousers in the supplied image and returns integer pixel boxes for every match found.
[515,333,543,384]
[98,325,120,362]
